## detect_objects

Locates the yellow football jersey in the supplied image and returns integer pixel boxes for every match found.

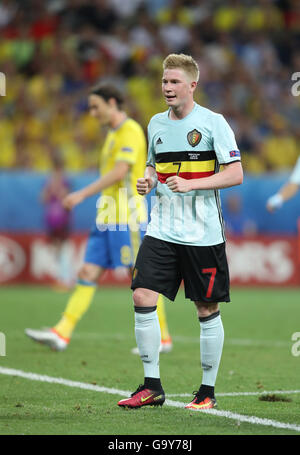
[96,118,148,227]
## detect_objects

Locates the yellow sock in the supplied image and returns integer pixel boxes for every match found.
[53,281,96,340]
[53,316,75,341]
[156,294,171,342]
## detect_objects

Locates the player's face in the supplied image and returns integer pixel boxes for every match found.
[162,68,195,109]
[88,94,112,124]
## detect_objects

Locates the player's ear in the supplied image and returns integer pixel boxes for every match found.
[190,81,197,91]
[108,97,117,109]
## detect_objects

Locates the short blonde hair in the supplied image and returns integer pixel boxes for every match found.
[163,53,199,82]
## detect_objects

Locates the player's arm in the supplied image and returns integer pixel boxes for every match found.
[266,157,300,212]
[137,120,157,196]
[63,161,130,210]
[166,161,243,193]
[266,182,300,212]
[136,165,158,196]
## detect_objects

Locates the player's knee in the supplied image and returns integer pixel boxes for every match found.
[133,288,158,308]
[195,301,219,318]
[133,288,146,307]
[78,264,99,283]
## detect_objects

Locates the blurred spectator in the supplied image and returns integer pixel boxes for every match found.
[144,0,171,18]
[0,0,299,174]
[43,153,71,239]
[0,0,17,29]
[109,0,144,20]
[42,152,73,288]
[262,115,298,171]
[156,0,194,52]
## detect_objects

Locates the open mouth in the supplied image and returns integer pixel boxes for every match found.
[165,95,176,101]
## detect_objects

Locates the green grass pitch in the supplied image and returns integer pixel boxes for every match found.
[0,285,299,436]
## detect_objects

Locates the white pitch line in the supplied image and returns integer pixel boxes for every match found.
[0,367,132,398]
[165,398,300,433]
[0,366,299,433]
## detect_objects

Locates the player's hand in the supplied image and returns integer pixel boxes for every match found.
[166,176,192,193]
[63,191,85,210]
[266,194,283,212]
[136,178,153,195]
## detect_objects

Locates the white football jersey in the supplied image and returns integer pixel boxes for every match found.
[145,102,241,246]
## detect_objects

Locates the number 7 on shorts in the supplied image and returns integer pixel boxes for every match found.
[202,267,217,299]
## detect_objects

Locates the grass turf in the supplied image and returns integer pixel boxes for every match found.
[0,285,299,436]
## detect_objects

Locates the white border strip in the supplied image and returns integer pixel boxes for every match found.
[168,390,300,397]
[0,367,300,433]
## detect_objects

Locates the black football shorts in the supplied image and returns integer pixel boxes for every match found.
[131,235,230,303]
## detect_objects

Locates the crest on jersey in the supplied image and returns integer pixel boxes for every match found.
[187,129,202,147]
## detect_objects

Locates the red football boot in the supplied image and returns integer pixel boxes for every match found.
[118,385,165,409]
[185,391,217,410]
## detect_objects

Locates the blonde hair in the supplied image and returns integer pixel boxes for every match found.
[163,53,199,82]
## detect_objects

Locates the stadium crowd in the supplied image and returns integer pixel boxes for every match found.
[0,0,299,174]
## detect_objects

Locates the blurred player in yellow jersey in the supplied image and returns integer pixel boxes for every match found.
[25,83,172,353]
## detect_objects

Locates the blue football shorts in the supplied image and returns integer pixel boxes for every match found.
[84,223,146,269]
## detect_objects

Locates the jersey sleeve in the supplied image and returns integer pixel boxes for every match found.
[289,157,300,185]
[114,128,139,165]
[212,114,240,165]
[146,121,156,168]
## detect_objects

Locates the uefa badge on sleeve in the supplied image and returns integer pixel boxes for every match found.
[229,150,241,158]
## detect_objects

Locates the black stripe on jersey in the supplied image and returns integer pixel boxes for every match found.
[214,160,226,242]
[155,150,216,163]
[146,162,156,169]
[218,159,241,165]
